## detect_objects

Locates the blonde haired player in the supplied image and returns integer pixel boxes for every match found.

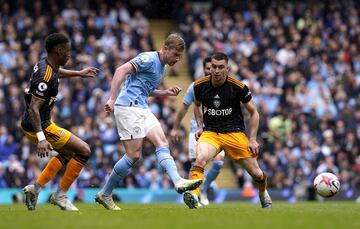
[95,33,202,210]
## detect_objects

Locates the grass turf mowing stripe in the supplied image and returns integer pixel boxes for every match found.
[0,202,359,229]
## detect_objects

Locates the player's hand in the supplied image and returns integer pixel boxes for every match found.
[37,140,53,158]
[167,86,182,96]
[104,99,115,114]
[170,129,180,141]
[248,138,259,156]
[79,67,99,78]
[195,128,203,141]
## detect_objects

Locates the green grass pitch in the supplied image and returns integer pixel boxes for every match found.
[1,202,359,229]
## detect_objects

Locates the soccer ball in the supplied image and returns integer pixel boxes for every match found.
[313,172,341,198]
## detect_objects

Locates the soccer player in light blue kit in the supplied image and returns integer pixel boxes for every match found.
[95,33,202,210]
[170,57,225,206]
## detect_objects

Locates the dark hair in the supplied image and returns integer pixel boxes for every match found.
[45,33,69,53]
[211,52,228,63]
[203,56,212,68]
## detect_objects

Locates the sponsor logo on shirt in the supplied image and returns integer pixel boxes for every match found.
[207,108,232,116]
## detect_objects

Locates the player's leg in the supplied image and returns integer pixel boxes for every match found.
[146,124,202,193]
[188,131,197,164]
[96,138,142,210]
[238,158,272,208]
[22,123,74,210]
[23,151,73,210]
[187,131,203,207]
[222,132,272,208]
[184,132,219,209]
[50,134,91,211]
[200,151,225,206]
[96,106,143,210]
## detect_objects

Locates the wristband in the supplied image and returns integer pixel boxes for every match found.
[36,131,46,142]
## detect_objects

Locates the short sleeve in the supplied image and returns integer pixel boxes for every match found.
[183,83,195,106]
[129,53,153,73]
[239,84,252,103]
[193,83,201,102]
[29,64,52,99]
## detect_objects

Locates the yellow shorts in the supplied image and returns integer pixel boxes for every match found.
[198,131,255,161]
[22,121,72,150]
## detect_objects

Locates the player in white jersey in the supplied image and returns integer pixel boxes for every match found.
[170,57,225,206]
[95,33,202,210]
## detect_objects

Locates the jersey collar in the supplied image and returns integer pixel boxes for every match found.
[210,75,228,88]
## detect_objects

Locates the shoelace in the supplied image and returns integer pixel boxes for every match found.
[103,195,115,205]
[57,194,71,204]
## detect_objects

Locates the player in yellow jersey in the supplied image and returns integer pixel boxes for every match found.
[22,33,98,211]
[183,52,272,209]
[170,57,225,206]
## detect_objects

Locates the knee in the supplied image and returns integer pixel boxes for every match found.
[73,142,91,165]
[127,151,141,163]
[251,169,264,181]
[194,158,207,168]
[79,143,91,157]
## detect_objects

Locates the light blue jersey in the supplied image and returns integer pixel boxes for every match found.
[115,51,166,108]
[183,83,198,133]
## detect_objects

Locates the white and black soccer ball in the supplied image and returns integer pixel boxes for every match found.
[313,172,341,198]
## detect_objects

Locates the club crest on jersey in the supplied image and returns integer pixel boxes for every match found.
[140,54,150,63]
[38,82,48,91]
[213,94,221,108]
[133,126,141,134]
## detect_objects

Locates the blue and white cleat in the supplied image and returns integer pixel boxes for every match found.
[183,192,201,209]
[23,184,39,211]
[95,192,121,210]
[259,190,272,208]
[175,179,202,194]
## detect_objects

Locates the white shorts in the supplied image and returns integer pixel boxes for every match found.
[188,132,197,160]
[114,106,160,140]
[188,132,225,160]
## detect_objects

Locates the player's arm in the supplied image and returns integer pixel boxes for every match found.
[170,103,190,141]
[173,103,190,130]
[59,67,98,78]
[243,99,260,155]
[170,83,194,140]
[28,95,53,157]
[150,86,182,97]
[28,95,45,133]
[194,99,203,140]
[104,62,134,113]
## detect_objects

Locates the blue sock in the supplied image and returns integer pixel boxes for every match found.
[201,160,224,193]
[155,146,181,184]
[102,155,134,196]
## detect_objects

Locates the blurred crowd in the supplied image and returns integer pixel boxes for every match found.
[0,0,359,201]
[0,0,189,191]
[175,0,360,199]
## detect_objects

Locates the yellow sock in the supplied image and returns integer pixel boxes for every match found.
[59,159,85,191]
[36,157,63,187]
[189,165,205,197]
